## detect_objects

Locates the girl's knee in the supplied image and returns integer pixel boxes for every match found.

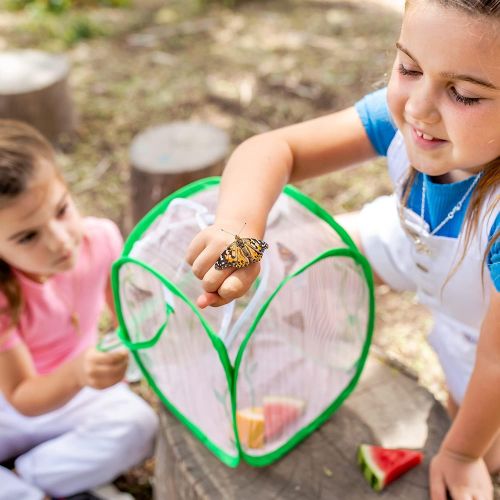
[115,393,159,445]
[131,399,159,442]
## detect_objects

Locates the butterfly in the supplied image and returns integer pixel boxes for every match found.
[276,241,298,275]
[215,225,269,270]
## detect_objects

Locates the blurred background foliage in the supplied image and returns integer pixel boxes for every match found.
[0,0,251,47]
[6,0,130,13]
[2,0,131,45]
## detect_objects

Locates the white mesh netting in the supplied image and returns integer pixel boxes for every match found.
[115,185,372,462]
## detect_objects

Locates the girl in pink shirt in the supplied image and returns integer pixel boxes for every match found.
[0,120,158,500]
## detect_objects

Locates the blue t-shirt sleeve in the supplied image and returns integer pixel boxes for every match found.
[354,87,397,156]
[487,213,500,292]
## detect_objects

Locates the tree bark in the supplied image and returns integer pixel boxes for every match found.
[129,122,229,227]
[0,50,77,145]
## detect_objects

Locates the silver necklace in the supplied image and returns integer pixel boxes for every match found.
[402,172,483,254]
[421,172,483,235]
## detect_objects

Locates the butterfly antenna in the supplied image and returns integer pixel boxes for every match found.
[220,222,247,237]
[237,222,247,236]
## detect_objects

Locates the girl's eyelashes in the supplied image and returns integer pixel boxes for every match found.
[449,87,481,106]
[57,202,68,218]
[397,63,421,77]
[18,231,38,245]
[13,201,70,246]
[398,64,482,106]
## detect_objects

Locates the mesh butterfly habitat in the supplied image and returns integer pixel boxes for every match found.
[111,177,375,467]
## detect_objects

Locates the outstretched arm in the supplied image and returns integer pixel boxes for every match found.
[430,285,500,500]
[186,106,377,308]
[0,340,128,417]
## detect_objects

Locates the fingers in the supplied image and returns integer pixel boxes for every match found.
[196,264,261,308]
[196,292,223,309]
[195,252,234,291]
[83,349,129,389]
[186,226,262,308]
[190,242,232,283]
[430,460,447,500]
[185,232,208,266]
[218,264,261,299]
[92,349,128,365]
[186,229,231,279]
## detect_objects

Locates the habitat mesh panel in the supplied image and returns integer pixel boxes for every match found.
[112,179,374,466]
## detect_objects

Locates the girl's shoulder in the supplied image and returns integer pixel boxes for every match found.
[83,217,124,260]
[354,87,398,157]
[83,216,121,238]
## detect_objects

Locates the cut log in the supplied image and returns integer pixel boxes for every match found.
[0,50,77,145]
[129,122,229,226]
[153,354,450,499]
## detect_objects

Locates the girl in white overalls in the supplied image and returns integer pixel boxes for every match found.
[185,1,500,498]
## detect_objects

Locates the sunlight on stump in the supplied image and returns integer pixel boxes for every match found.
[153,354,450,500]
[0,50,77,145]
[129,122,229,225]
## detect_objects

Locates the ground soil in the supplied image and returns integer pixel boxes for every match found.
[1,0,497,497]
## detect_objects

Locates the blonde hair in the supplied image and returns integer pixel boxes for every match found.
[0,120,56,327]
[401,160,500,283]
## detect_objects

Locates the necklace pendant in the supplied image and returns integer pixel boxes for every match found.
[413,237,431,255]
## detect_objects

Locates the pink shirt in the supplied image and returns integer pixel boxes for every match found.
[0,217,123,374]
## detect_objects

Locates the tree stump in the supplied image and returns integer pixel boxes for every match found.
[0,50,77,145]
[153,353,451,499]
[129,122,230,225]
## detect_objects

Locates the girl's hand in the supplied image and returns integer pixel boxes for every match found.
[186,225,261,308]
[429,448,493,500]
[76,348,129,390]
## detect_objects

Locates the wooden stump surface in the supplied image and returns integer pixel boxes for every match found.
[0,50,77,144]
[154,353,451,499]
[129,122,229,225]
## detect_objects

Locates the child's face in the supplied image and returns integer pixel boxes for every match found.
[387,0,500,177]
[0,162,84,280]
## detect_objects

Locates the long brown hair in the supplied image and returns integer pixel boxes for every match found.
[401,0,500,281]
[0,120,56,327]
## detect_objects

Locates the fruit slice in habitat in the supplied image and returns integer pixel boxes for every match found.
[357,444,423,491]
[236,407,265,449]
[263,396,305,440]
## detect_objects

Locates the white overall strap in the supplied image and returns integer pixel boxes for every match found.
[386,131,409,189]
[385,129,499,331]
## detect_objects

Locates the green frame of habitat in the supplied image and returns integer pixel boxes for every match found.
[110,177,376,467]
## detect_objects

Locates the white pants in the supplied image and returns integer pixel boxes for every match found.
[0,383,158,498]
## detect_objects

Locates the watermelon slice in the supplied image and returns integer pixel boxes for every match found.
[263,396,305,440]
[357,444,423,491]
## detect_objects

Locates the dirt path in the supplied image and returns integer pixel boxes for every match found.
[7,0,492,496]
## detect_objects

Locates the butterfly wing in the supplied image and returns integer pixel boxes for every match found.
[277,241,297,274]
[215,241,250,270]
[242,238,269,264]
